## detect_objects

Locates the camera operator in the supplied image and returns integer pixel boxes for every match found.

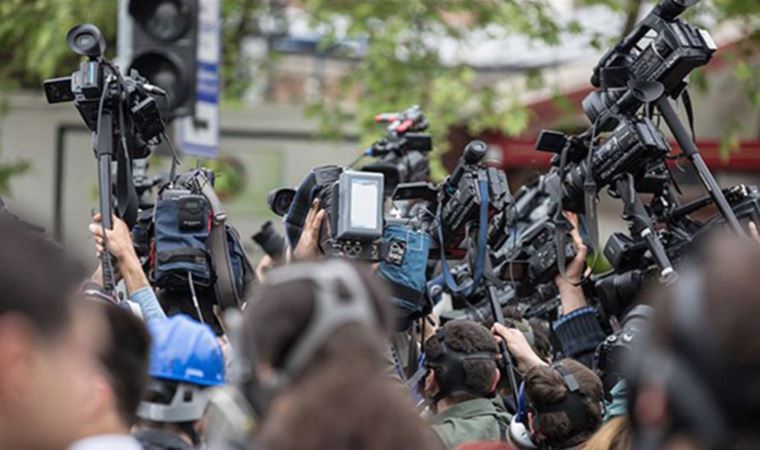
[492,325,604,449]
[0,216,96,450]
[629,234,760,450]
[134,315,225,450]
[422,320,511,449]
[68,298,151,450]
[89,214,167,325]
[552,213,606,369]
[241,259,441,450]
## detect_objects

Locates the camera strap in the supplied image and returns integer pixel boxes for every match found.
[437,176,490,296]
[193,171,243,309]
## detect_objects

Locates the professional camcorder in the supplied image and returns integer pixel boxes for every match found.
[583,0,716,131]
[362,105,432,194]
[44,23,169,292]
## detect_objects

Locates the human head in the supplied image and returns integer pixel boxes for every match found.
[629,234,760,450]
[242,259,392,414]
[73,300,151,439]
[243,260,441,450]
[137,314,225,443]
[524,358,604,448]
[0,216,92,450]
[422,319,500,408]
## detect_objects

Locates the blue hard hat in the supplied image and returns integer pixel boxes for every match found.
[147,314,225,387]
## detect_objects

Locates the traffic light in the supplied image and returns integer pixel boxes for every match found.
[127,0,197,121]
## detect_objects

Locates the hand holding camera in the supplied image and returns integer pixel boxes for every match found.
[89,214,150,295]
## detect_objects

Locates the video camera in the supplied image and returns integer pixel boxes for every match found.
[44,24,164,157]
[583,0,716,131]
[536,116,671,213]
[43,23,168,292]
[281,165,386,260]
[362,105,433,195]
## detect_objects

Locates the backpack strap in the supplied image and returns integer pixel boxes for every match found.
[193,171,240,309]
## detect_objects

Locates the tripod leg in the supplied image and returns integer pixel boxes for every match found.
[656,97,744,236]
[615,176,677,283]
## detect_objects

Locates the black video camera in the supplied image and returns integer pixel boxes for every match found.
[583,0,716,131]
[537,116,671,213]
[492,173,576,292]
[283,165,386,260]
[362,105,432,195]
[44,24,164,159]
[440,140,510,250]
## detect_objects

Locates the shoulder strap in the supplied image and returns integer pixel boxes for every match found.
[193,171,240,309]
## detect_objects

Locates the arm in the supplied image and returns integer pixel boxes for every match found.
[551,212,606,367]
[89,215,167,324]
[492,323,547,374]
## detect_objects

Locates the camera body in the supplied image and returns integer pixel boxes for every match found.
[538,117,671,213]
[44,24,163,159]
[363,105,433,195]
[583,0,716,129]
[309,167,385,260]
[440,142,510,249]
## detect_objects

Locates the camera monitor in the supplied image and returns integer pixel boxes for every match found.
[337,171,384,239]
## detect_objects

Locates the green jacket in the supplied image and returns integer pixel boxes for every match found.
[430,398,512,449]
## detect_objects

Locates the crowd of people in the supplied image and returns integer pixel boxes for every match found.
[2,190,760,450]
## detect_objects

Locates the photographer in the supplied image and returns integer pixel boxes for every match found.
[0,216,95,450]
[492,323,604,449]
[89,214,166,325]
[423,320,510,449]
[552,213,606,369]
[241,259,440,450]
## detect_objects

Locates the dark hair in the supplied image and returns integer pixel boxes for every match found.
[524,358,603,448]
[97,302,151,426]
[243,261,393,376]
[0,216,84,337]
[423,320,498,403]
[243,261,440,450]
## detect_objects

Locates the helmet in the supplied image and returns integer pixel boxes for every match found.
[147,314,225,386]
[137,315,225,423]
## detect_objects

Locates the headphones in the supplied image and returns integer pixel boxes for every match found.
[511,362,598,449]
[244,259,379,415]
[424,327,497,403]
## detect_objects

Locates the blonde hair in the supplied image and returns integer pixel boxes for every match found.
[582,417,632,450]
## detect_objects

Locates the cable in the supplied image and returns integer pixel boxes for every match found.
[188,271,205,324]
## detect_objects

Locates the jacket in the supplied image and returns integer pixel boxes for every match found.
[430,397,512,449]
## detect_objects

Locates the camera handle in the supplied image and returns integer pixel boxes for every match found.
[94,79,117,293]
[487,285,520,407]
[655,97,744,236]
[614,175,678,284]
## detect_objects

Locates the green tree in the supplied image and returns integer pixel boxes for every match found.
[299,0,569,178]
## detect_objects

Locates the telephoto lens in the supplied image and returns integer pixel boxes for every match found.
[252,221,287,261]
